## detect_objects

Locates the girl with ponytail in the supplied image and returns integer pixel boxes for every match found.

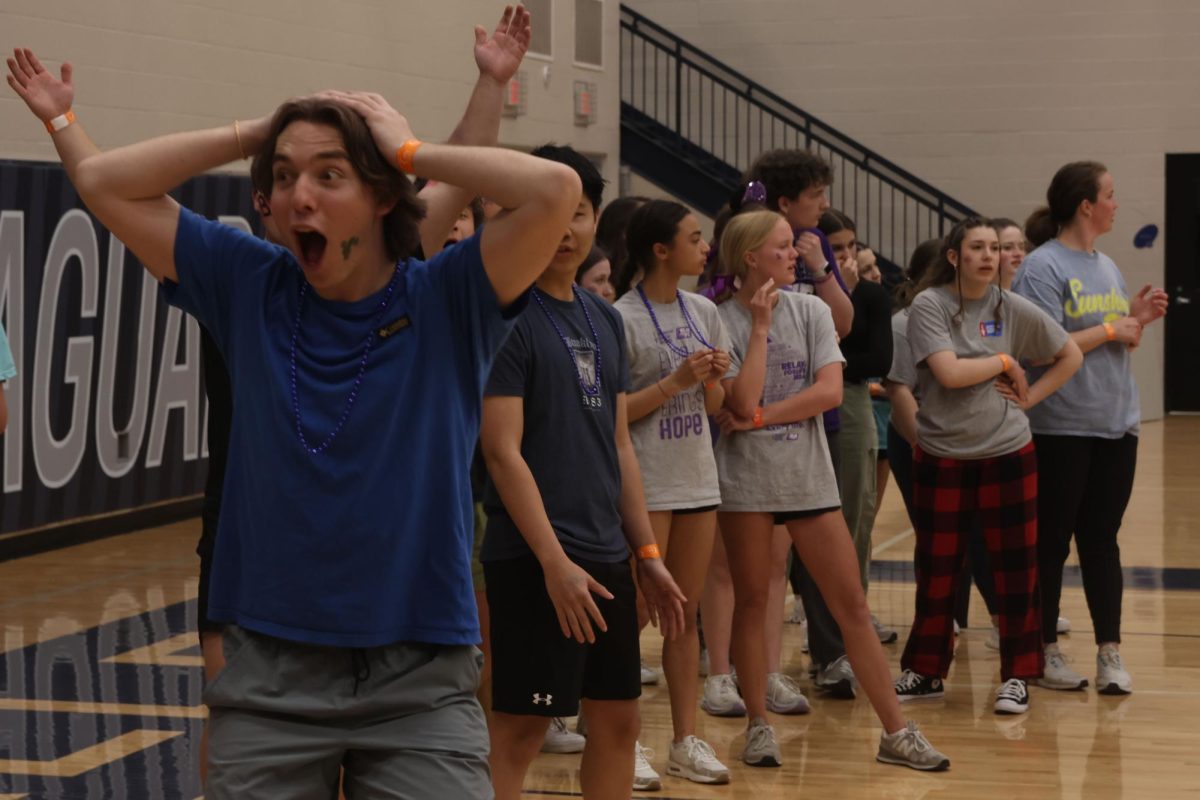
[612,199,734,785]
[1012,162,1169,694]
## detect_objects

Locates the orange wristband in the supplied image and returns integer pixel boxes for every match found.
[396,139,423,174]
[997,354,1010,373]
[45,110,76,134]
[1103,322,1116,342]
[753,406,765,428]
[636,543,661,561]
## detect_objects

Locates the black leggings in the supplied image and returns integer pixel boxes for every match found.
[1034,433,1138,645]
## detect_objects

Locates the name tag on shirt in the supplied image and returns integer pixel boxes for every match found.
[979,320,1003,337]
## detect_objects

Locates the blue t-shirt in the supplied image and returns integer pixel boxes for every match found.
[0,321,14,381]
[1012,239,1139,438]
[482,287,633,564]
[162,208,522,647]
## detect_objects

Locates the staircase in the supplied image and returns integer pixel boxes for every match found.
[619,5,976,269]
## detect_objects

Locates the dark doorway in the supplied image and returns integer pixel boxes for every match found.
[1164,154,1200,412]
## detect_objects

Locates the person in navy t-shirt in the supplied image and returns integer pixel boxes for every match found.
[480,145,687,800]
[9,28,584,798]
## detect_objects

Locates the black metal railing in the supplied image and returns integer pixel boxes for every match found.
[620,5,977,267]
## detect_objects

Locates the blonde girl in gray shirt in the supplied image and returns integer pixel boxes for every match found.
[713,210,949,773]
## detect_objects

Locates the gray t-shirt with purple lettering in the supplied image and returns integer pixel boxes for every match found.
[615,289,732,510]
[715,292,845,512]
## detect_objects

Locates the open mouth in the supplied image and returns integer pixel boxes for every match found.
[295,230,327,269]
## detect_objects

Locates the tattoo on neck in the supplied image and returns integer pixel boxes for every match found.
[341,236,360,261]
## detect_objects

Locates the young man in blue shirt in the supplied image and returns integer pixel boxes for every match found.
[9,29,581,798]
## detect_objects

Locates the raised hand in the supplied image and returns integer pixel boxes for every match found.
[1130,284,1169,327]
[542,556,613,643]
[474,4,532,86]
[6,48,73,123]
[315,90,416,162]
[749,277,777,332]
[636,557,687,641]
[795,231,826,271]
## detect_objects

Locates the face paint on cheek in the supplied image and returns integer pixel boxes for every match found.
[341,236,360,261]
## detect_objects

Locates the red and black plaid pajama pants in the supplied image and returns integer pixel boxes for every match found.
[900,440,1044,681]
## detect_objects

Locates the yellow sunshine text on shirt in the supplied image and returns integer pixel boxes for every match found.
[1064,279,1129,322]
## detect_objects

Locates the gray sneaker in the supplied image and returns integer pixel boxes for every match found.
[872,614,899,644]
[666,735,730,785]
[766,672,811,714]
[700,673,746,717]
[540,717,586,754]
[876,721,951,771]
[1037,644,1088,691]
[742,718,782,768]
[1096,644,1133,695]
[815,654,857,699]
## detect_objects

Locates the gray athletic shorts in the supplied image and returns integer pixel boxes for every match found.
[203,624,491,799]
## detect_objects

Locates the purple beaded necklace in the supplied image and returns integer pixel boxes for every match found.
[289,262,402,455]
[636,283,715,357]
[531,285,603,407]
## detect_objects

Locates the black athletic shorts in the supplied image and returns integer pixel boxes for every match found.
[485,554,641,717]
[772,506,841,525]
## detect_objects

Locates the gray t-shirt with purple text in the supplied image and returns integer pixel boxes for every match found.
[715,292,845,512]
[615,289,732,510]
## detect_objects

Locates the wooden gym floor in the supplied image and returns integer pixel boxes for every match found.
[1,418,1198,799]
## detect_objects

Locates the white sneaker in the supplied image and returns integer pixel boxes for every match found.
[765,672,810,714]
[700,673,746,717]
[741,718,781,768]
[787,599,806,625]
[634,742,662,790]
[814,654,857,699]
[1057,616,1071,634]
[872,614,899,644]
[1096,644,1132,695]
[540,717,586,753]
[1037,643,1088,691]
[640,660,661,686]
[666,735,730,785]
[985,625,1000,651]
[994,678,1030,715]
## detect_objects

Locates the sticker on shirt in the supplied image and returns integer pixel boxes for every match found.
[979,319,1003,337]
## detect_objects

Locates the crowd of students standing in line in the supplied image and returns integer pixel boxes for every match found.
[7,3,1168,793]
[500,149,1168,792]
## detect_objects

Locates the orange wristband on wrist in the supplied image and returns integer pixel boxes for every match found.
[636,543,661,561]
[997,354,1010,373]
[1103,322,1116,342]
[752,406,765,428]
[396,139,423,174]
[45,110,76,134]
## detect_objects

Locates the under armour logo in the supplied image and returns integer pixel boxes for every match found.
[532,693,553,706]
